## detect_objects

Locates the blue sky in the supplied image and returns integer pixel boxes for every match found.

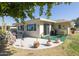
[0,2,79,26]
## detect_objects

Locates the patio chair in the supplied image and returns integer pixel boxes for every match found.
[16,31,25,39]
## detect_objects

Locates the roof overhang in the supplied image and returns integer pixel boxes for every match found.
[14,18,73,25]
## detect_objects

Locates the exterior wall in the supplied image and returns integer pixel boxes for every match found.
[39,21,52,36]
[52,22,71,34]
[17,19,72,37]
[24,20,52,37]
[53,22,71,29]
[17,19,52,37]
[70,21,75,28]
[24,20,40,37]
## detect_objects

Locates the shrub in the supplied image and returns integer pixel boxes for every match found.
[0,29,7,51]
[70,27,76,31]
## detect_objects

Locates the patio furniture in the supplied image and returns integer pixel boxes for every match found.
[17,31,23,38]
[50,30,55,36]
[16,31,25,47]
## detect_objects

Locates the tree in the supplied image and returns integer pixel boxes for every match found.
[74,17,79,27]
[0,3,9,32]
[0,2,71,31]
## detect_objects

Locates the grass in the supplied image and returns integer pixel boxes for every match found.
[62,33,79,56]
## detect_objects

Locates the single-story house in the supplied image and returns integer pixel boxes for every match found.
[14,18,75,37]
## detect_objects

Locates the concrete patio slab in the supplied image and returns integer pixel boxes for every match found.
[13,37,63,50]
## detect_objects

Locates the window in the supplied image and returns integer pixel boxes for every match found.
[18,25,24,31]
[58,25,61,29]
[27,24,36,31]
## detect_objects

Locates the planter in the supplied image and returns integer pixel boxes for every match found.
[34,42,40,48]
[70,28,76,34]
[56,39,61,43]
[71,30,75,34]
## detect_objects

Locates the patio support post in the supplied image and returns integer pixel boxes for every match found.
[68,27,70,35]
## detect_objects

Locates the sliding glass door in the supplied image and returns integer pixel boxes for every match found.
[44,24,49,35]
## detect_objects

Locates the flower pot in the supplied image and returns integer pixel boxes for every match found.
[70,28,76,34]
[56,39,61,43]
[34,42,40,48]
[71,30,75,34]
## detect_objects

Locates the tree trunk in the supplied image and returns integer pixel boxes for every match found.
[2,16,6,32]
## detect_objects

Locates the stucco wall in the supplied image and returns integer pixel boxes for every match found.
[53,22,71,30]
[52,22,71,34]
[24,20,40,37]
[39,21,52,36]
[24,20,52,37]
[18,21,71,37]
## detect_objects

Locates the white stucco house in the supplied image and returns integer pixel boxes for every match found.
[15,18,75,38]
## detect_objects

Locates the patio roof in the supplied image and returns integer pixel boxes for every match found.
[24,18,56,23]
[13,18,72,26]
[36,18,56,23]
[55,19,71,23]
[30,18,72,23]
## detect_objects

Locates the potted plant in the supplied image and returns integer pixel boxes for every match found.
[33,38,40,48]
[70,28,76,34]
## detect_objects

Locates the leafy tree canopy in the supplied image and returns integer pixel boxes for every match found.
[0,2,71,23]
[74,17,79,27]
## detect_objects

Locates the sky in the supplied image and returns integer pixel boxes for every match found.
[0,2,79,26]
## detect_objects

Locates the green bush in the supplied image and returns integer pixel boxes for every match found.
[70,27,76,31]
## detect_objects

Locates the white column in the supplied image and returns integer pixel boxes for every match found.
[39,24,43,37]
[49,24,51,35]
[68,27,70,35]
